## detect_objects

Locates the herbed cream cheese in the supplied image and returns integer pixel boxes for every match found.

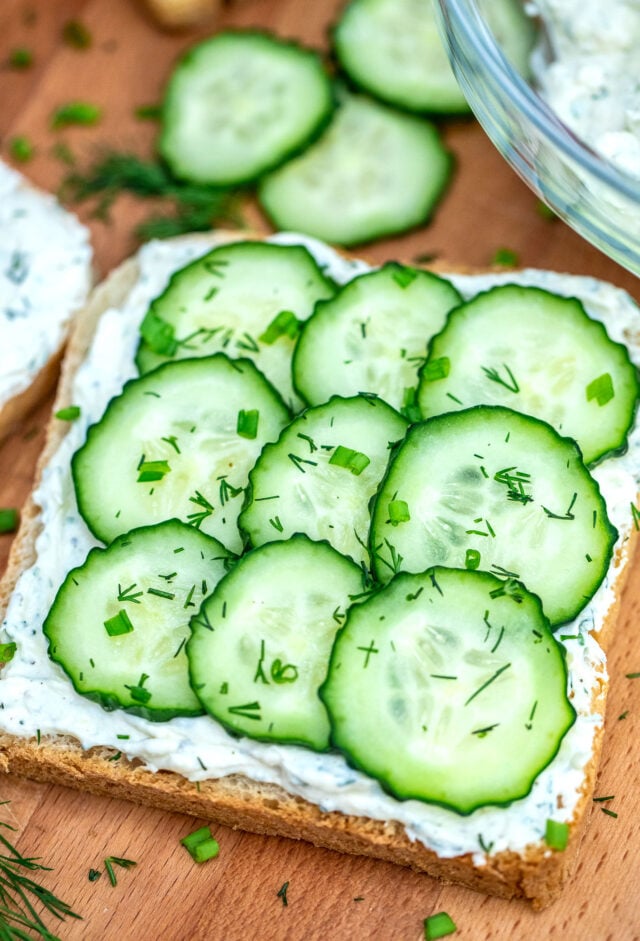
[527,0,640,179]
[1,232,638,863]
[0,161,92,406]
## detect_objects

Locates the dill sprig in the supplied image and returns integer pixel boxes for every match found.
[58,151,245,241]
[0,807,81,939]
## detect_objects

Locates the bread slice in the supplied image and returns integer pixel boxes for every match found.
[0,232,637,910]
[0,160,92,440]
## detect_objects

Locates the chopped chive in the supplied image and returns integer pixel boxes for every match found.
[0,642,17,663]
[237,409,259,440]
[269,516,284,533]
[116,734,130,740]
[545,819,569,850]
[400,385,422,422]
[276,881,289,906]
[137,459,170,482]
[536,199,557,221]
[601,807,618,818]
[51,101,102,130]
[626,672,640,679]
[55,405,81,421]
[8,47,33,69]
[104,856,136,887]
[391,265,418,289]
[258,309,300,344]
[619,710,629,720]
[0,508,19,534]
[8,136,34,162]
[421,356,450,383]
[104,609,135,637]
[424,911,457,939]
[586,372,614,407]
[140,311,177,355]
[593,795,615,803]
[491,247,519,267]
[62,20,92,48]
[147,587,175,600]
[328,445,370,476]
[631,503,640,530]
[134,102,162,120]
[125,673,151,703]
[181,827,220,863]
[465,548,481,570]
[387,499,410,525]
[107,751,121,762]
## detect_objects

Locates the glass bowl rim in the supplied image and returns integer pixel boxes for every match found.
[436,0,640,202]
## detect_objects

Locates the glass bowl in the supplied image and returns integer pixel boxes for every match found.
[434,0,640,277]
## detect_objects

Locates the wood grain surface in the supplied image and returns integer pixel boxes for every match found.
[1,1,640,938]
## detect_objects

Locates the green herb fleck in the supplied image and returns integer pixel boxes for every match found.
[481,363,519,393]
[104,609,135,637]
[181,826,220,863]
[134,103,162,121]
[601,807,618,818]
[147,587,175,600]
[117,582,143,604]
[55,404,81,421]
[593,795,615,803]
[187,490,214,529]
[465,663,511,705]
[424,911,457,939]
[277,880,289,906]
[400,385,422,422]
[0,508,19,534]
[0,642,17,663]
[62,20,92,48]
[51,101,102,130]
[545,819,569,850]
[356,641,379,668]
[328,445,370,476]
[536,200,557,221]
[8,47,33,69]
[491,247,519,267]
[391,265,418,289]
[421,356,450,383]
[387,499,410,525]
[8,136,34,162]
[626,672,640,679]
[137,459,170,482]
[465,548,481,570]
[586,373,614,406]
[125,673,151,704]
[258,309,300,344]
[104,856,136,887]
[631,503,640,531]
[88,868,101,882]
[237,409,259,440]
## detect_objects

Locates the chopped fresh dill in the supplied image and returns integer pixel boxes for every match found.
[277,881,289,906]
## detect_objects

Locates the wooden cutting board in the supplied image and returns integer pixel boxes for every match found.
[1,1,639,938]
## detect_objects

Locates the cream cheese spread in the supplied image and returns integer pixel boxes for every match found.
[1,232,638,864]
[0,161,92,409]
[527,0,640,179]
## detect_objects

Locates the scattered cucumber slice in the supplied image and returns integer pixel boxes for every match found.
[333,0,471,113]
[293,262,462,411]
[159,31,334,185]
[43,520,232,721]
[239,395,407,567]
[417,285,640,465]
[72,355,290,553]
[370,406,617,625]
[258,93,452,246]
[320,566,576,814]
[188,535,364,750]
[136,240,335,412]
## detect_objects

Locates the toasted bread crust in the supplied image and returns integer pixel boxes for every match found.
[0,233,634,909]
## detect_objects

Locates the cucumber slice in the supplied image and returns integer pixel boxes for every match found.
[293,263,462,411]
[72,355,290,553]
[239,395,407,567]
[43,520,232,721]
[159,31,334,185]
[258,93,452,246]
[370,406,617,625]
[333,0,470,114]
[320,566,576,814]
[188,535,364,750]
[417,285,640,465]
[332,0,534,115]
[136,241,335,412]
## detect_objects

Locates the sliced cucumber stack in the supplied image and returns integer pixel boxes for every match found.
[370,406,617,625]
[188,536,364,750]
[72,355,290,553]
[293,263,461,411]
[333,0,471,114]
[417,285,640,465]
[239,395,407,567]
[43,520,232,721]
[159,31,334,185]
[258,93,452,246]
[136,241,335,411]
[320,567,575,814]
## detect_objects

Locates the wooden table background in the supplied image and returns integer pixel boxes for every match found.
[1,1,640,938]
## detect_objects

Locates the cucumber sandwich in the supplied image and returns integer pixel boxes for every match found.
[0,231,638,909]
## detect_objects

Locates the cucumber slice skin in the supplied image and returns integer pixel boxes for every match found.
[187,535,364,751]
[239,395,408,567]
[43,520,233,722]
[370,405,618,626]
[72,355,291,553]
[417,284,640,465]
[292,263,462,410]
[135,240,335,413]
[258,94,453,247]
[159,31,335,186]
[320,566,576,815]
[332,0,471,114]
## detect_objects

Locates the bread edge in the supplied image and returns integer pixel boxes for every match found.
[0,233,634,910]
